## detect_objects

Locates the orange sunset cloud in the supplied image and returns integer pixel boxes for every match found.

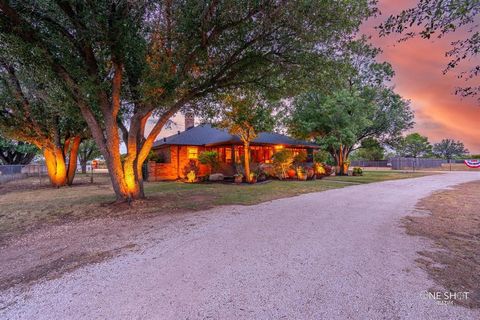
[362,0,480,153]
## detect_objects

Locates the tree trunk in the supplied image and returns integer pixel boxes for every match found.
[66,136,81,186]
[244,141,251,182]
[81,160,87,174]
[43,147,67,187]
[334,145,350,176]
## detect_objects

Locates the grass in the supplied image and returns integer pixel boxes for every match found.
[0,170,434,242]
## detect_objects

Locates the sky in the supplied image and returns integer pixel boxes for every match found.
[150,0,480,153]
[361,0,480,153]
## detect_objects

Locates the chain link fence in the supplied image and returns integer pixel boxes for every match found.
[0,164,48,184]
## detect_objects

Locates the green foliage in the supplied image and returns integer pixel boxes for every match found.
[287,35,413,167]
[216,92,275,143]
[379,0,479,99]
[198,151,220,173]
[272,149,294,178]
[395,133,432,158]
[354,138,385,160]
[432,139,469,160]
[0,134,38,164]
[292,151,307,168]
[290,90,374,151]
[313,150,330,164]
[0,0,379,198]
[0,57,87,148]
[352,167,363,176]
[146,150,165,163]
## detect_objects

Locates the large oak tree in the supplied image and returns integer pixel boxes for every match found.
[0,60,87,186]
[0,0,377,200]
[288,39,414,175]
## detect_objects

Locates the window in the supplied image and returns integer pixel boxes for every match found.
[187,147,198,159]
[225,148,232,163]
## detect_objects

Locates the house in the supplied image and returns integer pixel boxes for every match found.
[148,115,319,181]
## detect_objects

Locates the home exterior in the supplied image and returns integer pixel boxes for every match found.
[148,118,319,181]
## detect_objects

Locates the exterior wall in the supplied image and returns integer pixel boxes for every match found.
[149,144,315,181]
[148,145,210,181]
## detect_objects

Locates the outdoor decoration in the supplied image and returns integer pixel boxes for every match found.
[249,172,257,184]
[186,170,196,183]
[464,159,480,168]
[287,168,296,179]
[234,173,243,184]
[297,167,307,181]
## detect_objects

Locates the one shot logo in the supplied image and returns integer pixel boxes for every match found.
[421,291,470,305]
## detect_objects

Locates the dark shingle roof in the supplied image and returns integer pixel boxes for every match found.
[153,124,318,148]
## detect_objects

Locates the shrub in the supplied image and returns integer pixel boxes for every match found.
[314,150,334,165]
[352,167,363,175]
[182,160,199,178]
[198,151,219,174]
[272,149,293,179]
[292,151,307,168]
[352,167,363,176]
[323,164,333,176]
[146,150,165,163]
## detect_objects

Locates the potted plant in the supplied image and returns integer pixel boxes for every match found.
[186,170,196,183]
[314,162,326,178]
[234,173,243,184]
[306,166,316,180]
[249,172,257,184]
[352,167,363,176]
[287,168,296,179]
[296,167,307,181]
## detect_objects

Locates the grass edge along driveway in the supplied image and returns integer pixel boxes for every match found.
[0,170,435,242]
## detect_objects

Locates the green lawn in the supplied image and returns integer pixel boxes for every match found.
[0,170,435,241]
[144,170,435,209]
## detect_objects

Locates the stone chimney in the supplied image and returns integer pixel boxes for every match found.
[185,112,195,130]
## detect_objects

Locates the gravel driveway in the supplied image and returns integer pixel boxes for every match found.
[2,172,480,320]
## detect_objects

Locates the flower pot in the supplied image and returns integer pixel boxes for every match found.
[287,168,296,179]
[234,176,243,184]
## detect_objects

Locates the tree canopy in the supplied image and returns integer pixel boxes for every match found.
[215,91,275,181]
[433,138,469,160]
[395,133,433,158]
[0,55,87,185]
[0,0,378,200]
[0,134,37,165]
[287,38,414,174]
[353,138,385,161]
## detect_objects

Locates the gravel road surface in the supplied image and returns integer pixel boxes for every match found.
[2,172,480,320]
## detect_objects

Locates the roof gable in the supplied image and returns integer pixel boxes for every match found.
[153,124,318,148]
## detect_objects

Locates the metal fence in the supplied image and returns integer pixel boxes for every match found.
[390,158,446,170]
[0,164,48,184]
[350,160,389,167]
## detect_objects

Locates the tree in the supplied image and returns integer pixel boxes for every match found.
[354,138,385,161]
[0,60,86,186]
[0,0,377,201]
[289,89,412,175]
[433,139,469,161]
[78,139,101,174]
[288,37,413,175]
[395,133,432,158]
[379,0,480,100]
[0,134,37,165]
[216,92,274,182]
